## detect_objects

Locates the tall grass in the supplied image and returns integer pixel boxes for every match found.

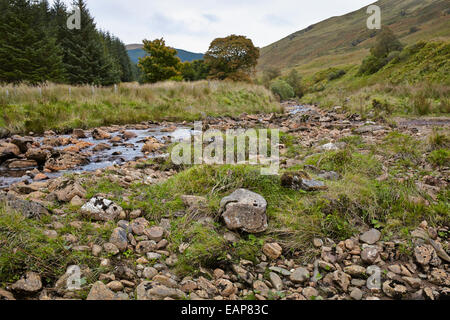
[0,81,280,134]
[302,82,450,118]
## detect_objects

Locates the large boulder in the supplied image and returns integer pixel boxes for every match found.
[11,135,34,153]
[72,129,86,139]
[81,196,123,221]
[141,138,164,153]
[220,189,268,233]
[0,142,20,164]
[48,177,87,202]
[4,159,37,169]
[44,150,90,172]
[25,148,49,165]
[55,182,86,203]
[92,128,111,140]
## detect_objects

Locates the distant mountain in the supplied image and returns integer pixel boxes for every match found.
[258,0,450,75]
[126,44,204,64]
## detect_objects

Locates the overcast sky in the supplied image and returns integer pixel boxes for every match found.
[56,0,376,52]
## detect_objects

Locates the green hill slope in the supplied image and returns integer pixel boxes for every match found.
[300,40,450,117]
[258,0,450,75]
[126,44,204,64]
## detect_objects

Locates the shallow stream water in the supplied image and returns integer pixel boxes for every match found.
[0,126,196,189]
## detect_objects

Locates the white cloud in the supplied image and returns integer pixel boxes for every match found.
[54,0,376,52]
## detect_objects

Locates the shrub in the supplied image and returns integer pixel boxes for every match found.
[428,149,450,167]
[358,55,386,75]
[270,79,295,101]
[411,92,432,115]
[262,67,281,88]
[428,129,449,150]
[438,98,450,114]
[285,69,304,97]
[328,69,346,81]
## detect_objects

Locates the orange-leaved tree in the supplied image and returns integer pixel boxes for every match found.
[204,35,259,82]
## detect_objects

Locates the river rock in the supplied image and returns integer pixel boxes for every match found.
[146,226,164,242]
[25,148,49,165]
[123,131,137,139]
[0,142,20,163]
[87,281,116,300]
[0,288,15,300]
[360,229,381,245]
[109,227,128,251]
[11,135,34,153]
[136,282,185,300]
[142,139,164,153]
[51,180,86,202]
[11,272,42,293]
[92,143,111,152]
[92,128,111,140]
[382,280,407,298]
[131,217,149,235]
[290,267,310,283]
[81,196,123,221]
[269,272,283,291]
[262,242,282,260]
[220,189,268,233]
[5,159,37,169]
[361,246,379,264]
[72,129,86,139]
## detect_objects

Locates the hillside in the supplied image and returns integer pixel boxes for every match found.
[258,0,450,75]
[300,40,449,118]
[126,44,204,64]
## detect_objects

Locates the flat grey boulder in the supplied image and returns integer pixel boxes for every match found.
[136,281,185,300]
[360,229,381,245]
[220,189,268,233]
[81,196,123,221]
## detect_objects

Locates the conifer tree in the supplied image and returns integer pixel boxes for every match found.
[0,0,64,84]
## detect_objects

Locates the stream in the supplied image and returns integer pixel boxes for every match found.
[0,126,197,189]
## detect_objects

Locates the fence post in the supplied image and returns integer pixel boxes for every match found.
[114,84,118,94]
[69,87,71,97]
[38,87,42,97]
[5,89,9,98]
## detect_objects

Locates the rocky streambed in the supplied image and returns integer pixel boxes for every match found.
[0,104,448,301]
[0,123,197,189]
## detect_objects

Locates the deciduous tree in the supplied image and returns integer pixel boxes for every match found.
[138,38,182,83]
[204,35,259,81]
